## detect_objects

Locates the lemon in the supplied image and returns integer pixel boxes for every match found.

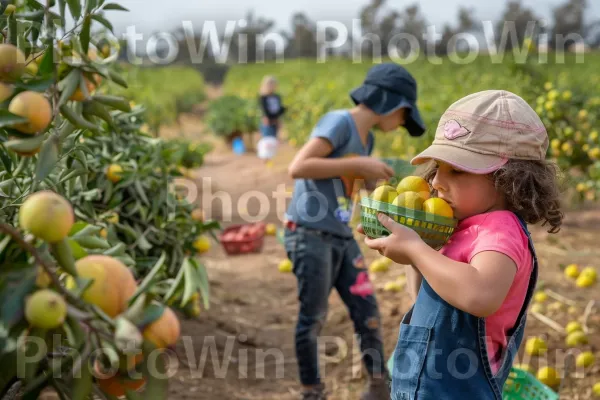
[384,281,404,292]
[379,257,393,268]
[537,366,560,389]
[565,321,583,335]
[576,274,595,288]
[525,337,547,356]
[422,197,454,219]
[265,223,277,235]
[193,236,211,253]
[513,364,534,374]
[278,259,292,273]
[370,185,398,203]
[576,351,595,368]
[530,303,544,313]
[533,291,548,303]
[580,267,597,281]
[566,331,588,347]
[593,382,600,396]
[369,259,389,273]
[396,176,430,200]
[106,164,123,183]
[391,191,425,210]
[564,264,579,279]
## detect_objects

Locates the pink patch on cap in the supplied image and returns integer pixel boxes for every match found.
[444,120,470,140]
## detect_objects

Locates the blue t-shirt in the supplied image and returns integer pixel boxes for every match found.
[285,110,374,237]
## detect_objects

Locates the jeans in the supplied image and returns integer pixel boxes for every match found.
[284,226,387,386]
[260,122,278,138]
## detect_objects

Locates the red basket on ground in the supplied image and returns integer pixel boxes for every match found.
[219,222,266,255]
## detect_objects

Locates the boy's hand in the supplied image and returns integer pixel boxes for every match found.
[358,213,424,265]
[357,158,394,180]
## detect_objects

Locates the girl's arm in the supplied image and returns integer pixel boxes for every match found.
[362,214,517,318]
[405,264,422,302]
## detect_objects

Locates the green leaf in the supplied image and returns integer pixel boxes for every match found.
[50,238,78,276]
[103,2,128,11]
[134,180,150,206]
[34,133,59,183]
[57,0,66,27]
[192,259,210,310]
[14,77,54,92]
[68,221,89,236]
[136,303,164,330]
[91,13,113,32]
[85,0,97,14]
[58,69,81,107]
[0,110,29,128]
[0,234,12,254]
[38,49,54,77]
[73,236,110,250]
[66,0,81,19]
[70,353,93,400]
[80,15,91,54]
[130,252,166,304]
[180,258,195,308]
[163,259,185,303]
[0,268,36,329]
[0,145,12,173]
[141,346,168,400]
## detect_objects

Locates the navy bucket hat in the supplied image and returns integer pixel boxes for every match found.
[350,63,426,137]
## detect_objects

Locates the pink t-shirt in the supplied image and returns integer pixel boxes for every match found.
[439,211,533,374]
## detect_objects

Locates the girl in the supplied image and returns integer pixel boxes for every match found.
[285,63,426,400]
[359,90,563,399]
[258,75,286,139]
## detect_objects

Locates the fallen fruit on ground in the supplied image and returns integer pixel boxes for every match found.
[370,184,398,203]
[142,307,181,349]
[422,197,454,218]
[106,164,123,183]
[576,351,595,368]
[0,43,26,81]
[278,259,292,273]
[530,303,544,313]
[384,281,404,292]
[369,259,389,273]
[580,266,597,281]
[537,366,561,389]
[8,90,52,134]
[396,176,430,200]
[19,191,74,243]
[576,274,595,288]
[525,337,547,356]
[25,289,67,330]
[265,223,277,235]
[566,330,588,347]
[565,321,583,335]
[533,291,548,303]
[593,382,600,396]
[70,255,137,317]
[564,264,580,279]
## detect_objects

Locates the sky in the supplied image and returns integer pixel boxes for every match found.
[106,0,600,39]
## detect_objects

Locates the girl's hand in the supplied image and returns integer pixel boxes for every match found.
[356,157,395,180]
[358,213,425,265]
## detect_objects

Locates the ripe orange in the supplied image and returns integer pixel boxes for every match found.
[422,198,454,219]
[19,191,74,243]
[8,91,52,134]
[396,176,430,200]
[143,307,181,349]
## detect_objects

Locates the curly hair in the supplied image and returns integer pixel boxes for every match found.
[420,160,564,233]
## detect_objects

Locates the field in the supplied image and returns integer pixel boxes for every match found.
[0,2,599,397]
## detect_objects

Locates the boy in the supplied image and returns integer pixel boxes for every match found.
[284,63,426,400]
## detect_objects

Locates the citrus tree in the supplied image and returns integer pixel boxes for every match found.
[0,1,216,398]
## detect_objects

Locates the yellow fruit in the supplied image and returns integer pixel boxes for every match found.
[106,164,123,183]
[562,90,572,100]
[530,303,544,313]
[422,197,454,219]
[70,77,99,101]
[513,364,534,374]
[8,91,52,134]
[25,59,38,76]
[576,274,595,288]
[99,228,107,239]
[568,306,579,315]
[565,321,583,335]
[593,382,600,396]
[384,281,404,292]
[537,366,560,389]
[396,176,430,200]
[35,267,52,288]
[0,82,14,102]
[533,291,548,303]
[369,259,388,273]
[580,267,597,281]
[72,255,138,317]
[547,301,564,313]
[379,257,393,268]
[278,259,293,273]
[142,307,180,349]
[25,290,67,330]
[564,264,579,279]
[576,351,595,368]
[391,191,425,210]
[370,184,398,203]
[105,212,119,224]
[193,236,211,253]
[566,331,588,347]
[265,223,277,235]
[0,43,26,81]
[19,191,74,243]
[525,337,547,356]
[191,208,204,222]
[550,138,561,150]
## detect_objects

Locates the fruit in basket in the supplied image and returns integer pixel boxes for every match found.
[396,176,430,200]
[422,197,454,219]
[278,259,292,273]
[193,235,211,253]
[370,185,398,203]
[391,191,425,210]
[536,366,560,389]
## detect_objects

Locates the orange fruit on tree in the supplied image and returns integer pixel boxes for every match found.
[19,190,74,243]
[143,307,181,349]
[106,164,123,183]
[8,91,52,134]
[0,43,26,81]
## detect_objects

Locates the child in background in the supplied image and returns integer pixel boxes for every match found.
[284,63,427,400]
[359,90,563,399]
[259,75,286,139]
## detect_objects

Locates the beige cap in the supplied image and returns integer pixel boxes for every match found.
[411,90,549,174]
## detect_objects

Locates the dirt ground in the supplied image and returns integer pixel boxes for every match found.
[161,97,600,399]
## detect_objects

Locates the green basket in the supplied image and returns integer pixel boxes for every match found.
[360,197,457,249]
[386,355,558,400]
[502,368,559,400]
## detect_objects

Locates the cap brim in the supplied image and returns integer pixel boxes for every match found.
[350,84,426,137]
[411,144,508,174]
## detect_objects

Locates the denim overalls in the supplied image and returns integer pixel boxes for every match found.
[391,216,538,399]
